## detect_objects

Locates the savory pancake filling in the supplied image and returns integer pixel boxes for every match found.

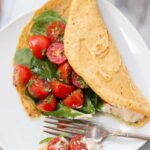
[101,103,144,123]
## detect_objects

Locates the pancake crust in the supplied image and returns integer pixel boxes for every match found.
[64,0,150,126]
[14,0,150,127]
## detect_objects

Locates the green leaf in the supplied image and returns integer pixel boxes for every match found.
[89,90,99,108]
[77,77,88,88]
[80,94,95,114]
[14,48,33,67]
[42,104,83,118]
[90,91,104,111]
[96,102,104,111]
[31,58,57,81]
[39,134,65,144]
[80,88,104,113]
[31,10,66,35]
[14,48,57,81]
[25,87,37,104]
[39,137,53,144]
[89,90,104,111]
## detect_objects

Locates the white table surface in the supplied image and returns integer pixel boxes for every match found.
[0,0,150,150]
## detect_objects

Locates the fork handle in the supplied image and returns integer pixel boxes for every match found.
[113,132,150,141]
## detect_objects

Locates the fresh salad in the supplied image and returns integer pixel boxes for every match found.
[39,135,102,150]
[13,10,103,118]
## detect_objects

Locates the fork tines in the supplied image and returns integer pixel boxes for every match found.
[43,116,90,138]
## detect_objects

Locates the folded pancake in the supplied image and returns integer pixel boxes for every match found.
[64,0,150,126]
[15,0,150,126]
[15,0,72,118]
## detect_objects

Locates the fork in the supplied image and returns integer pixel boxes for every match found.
[43,116,150,142]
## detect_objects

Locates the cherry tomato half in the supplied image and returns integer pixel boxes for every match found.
[36,94,57,112]
[46,21,65,42]
[63,89,84,109]
[46,42,67,65]
[28,76,51,100]
[57,120,70,129]
[57,62,72,84]
[72,72,88,88]
[50,79,74,99]
[13,65,32,86]
[29,35,50,59]
[69,135,87,150]
[47,137,68,150]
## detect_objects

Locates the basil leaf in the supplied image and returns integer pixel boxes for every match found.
[39,137,53,144]
[42,104,83,118]
[14,48,33,67]
[31,10,66,35]
[31,58,57,81]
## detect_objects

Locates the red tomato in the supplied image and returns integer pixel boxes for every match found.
[29,35,50,59]
[36,94,57,112]
[13,65,32,86]
[50,79,74,99]
[28,76,51,100]
[72,72,88,88]
[47,137,68,150]
[63,89,84,109]
[57,62,72,84]
[46,42,66,65]
[46,21,65,42]
[69,135,87,150]
[57,121,70,129]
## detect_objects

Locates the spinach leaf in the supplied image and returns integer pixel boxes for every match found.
[77,77,88,88]
[31,58,57,81]
[31,10,66,35]
[96,102,104,111]
[42,104,83,118]
[39,134,65,144]
[80,93,95,114]
[89,90,99,108]
[14,48,57,81]
[14,48,33,67]
[80,88,103,113]
[39,137,53,144]
[89,89,104,111]
[25,87,37,104]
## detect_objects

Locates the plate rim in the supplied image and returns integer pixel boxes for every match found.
[0,9,34,33]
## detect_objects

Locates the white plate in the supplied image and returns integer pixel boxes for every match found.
[0,0,150,150]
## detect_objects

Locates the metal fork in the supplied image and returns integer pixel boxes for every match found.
[43,116,150,142]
